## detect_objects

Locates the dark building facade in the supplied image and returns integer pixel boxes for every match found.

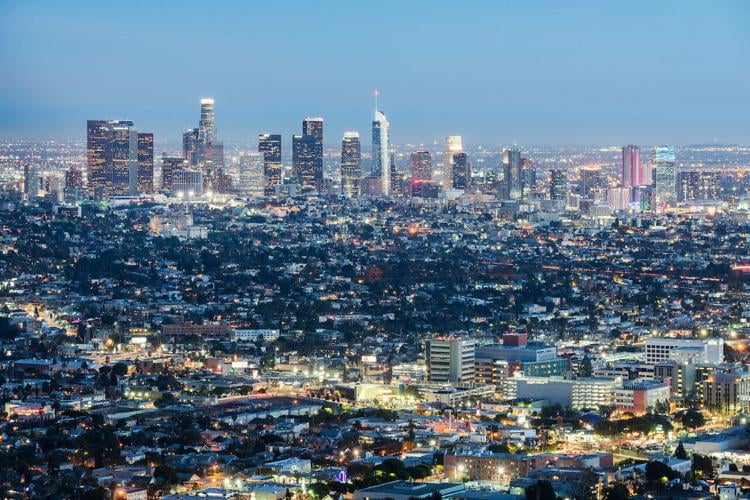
[137,132,154,194]
[259,134,282,196]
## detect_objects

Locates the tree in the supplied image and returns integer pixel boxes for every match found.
[308,481,330,499]
[111,362,128,377]
[525,479,557,500]
[673,442,688,460]
[487,443,510,453]
[154,392,177,408]
[154,464,179,484]
[578,355,593,377]
[571,469,599,500]
[682,410,706,429]
[692,454,714,479]
[604,482,630,500]
[645,461,679,482]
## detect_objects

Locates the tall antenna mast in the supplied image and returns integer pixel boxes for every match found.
[374,88,379,114]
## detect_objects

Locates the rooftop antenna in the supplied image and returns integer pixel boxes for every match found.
[374,88,379,114]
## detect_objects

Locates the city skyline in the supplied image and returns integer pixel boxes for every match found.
[2,1,749,144]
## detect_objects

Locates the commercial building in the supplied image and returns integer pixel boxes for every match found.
[702,371,750,414]
[410,150,432,182]
[451,153,470,190]
[644,338,723,365]
[444,451,536,482]
[238,152,264,197]
[372,109,390,196]
[503,148,522,200]
[443,136,462,191]
[502,376,620,410]
[549,168,568,201]
[652,146,676,209]
[426,337,475,385]
[172,169,204,197]
[136,132,154,194]
[613,380,671,415]
[475,334,566,388]
[677,170,721,202]
[341,132,361,198]
[160,155,187,193]
[259,134,282,195]
[354,481,466,500]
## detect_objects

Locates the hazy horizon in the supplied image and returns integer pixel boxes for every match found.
[2,0,749,145]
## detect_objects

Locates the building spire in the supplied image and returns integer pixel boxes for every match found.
[374,88,379,116]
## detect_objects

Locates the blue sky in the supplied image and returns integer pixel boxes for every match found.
[1,0,748,145]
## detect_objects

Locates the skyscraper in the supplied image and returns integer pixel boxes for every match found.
[443,136,463,190]
[340,131,361,198]
[621,145,650,189]
[579,164,603,198]
[677,170,721,202]
[198,98,218,144]
[550,168,568,201]
[426,337,476,385]
[653,146,677,209]
[259,134,282,196]
[238,152,265,197]
[293,133,319,194]
[410,150,432,182]
[389,152,403,196]
[182,128,199,166]
[137,132,154,194]
[110,120,138,196]
[503,147,522,199]
[301,117,324,192]
[372,95,390,196]
[451,152,470,190]
[160,155,185,193]
[65,167,83,189]
[87,119,113,197]
[521,158,536,197]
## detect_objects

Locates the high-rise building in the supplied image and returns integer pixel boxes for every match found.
[579,164,603,198]
[702,371,750,414]
[259,134,282,196]
[160,155,186,193]
[340,131,361,198]
[294,117,324,193]
[653,146,677,209]
[65,167,84,189]
[182,128,199,166]
[549,168,568,201]
[137,132,154,194]
[173,168,204,197]
[443,136,463,190]
[452,152,470,190]
[293,133,319,194]
[426,337,476,385]
[110,120,138,196]
[389,152,404,196]
[410,150,432,182]
[86,119,113,197]
[521,158,536,197]
[372,105,390,196]
[198,98,218,144]
[238,152,264,197]
[503,148,522,199]
[622,145,650,189]
[677,170,721,202]
[187,97,225,193]
[23,163,41,197]
[88,119,152,198]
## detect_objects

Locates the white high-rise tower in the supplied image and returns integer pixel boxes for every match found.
[443,135,463,190]
[371,90,390,196]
